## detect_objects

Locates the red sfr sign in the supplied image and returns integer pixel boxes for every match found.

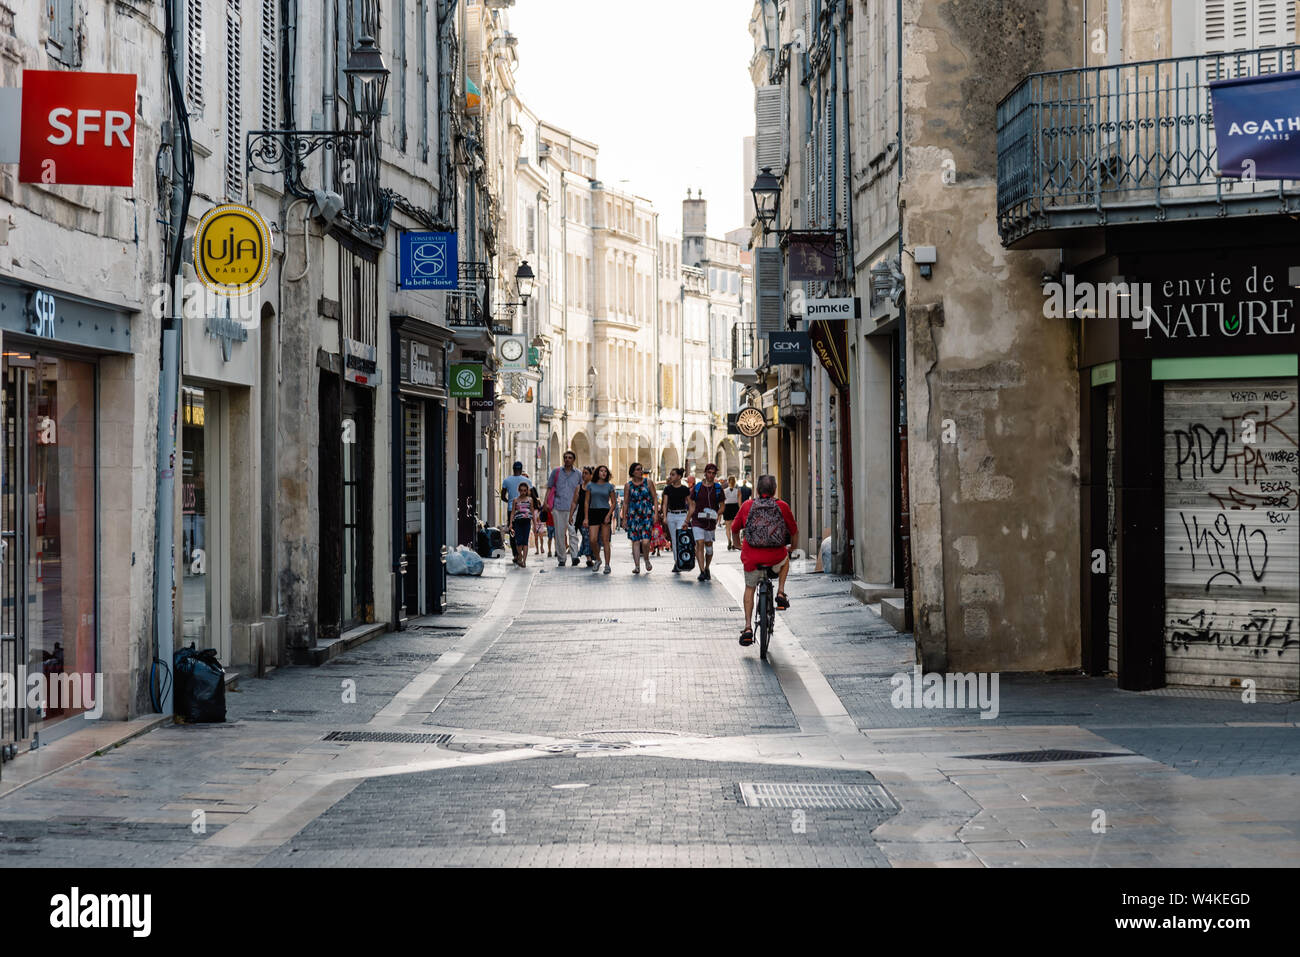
[18,70,137,186]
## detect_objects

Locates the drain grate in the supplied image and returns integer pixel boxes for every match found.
[579,730,682,741]
[737,782,898,811]
[321,730,452,745]
[957,749,1129,763]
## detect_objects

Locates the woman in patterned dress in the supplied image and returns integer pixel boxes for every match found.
[622,462,658,574]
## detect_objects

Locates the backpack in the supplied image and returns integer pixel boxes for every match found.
[745,498,789,548]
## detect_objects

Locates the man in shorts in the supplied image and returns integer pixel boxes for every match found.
[729,474,797,646]
[685,463,725,582]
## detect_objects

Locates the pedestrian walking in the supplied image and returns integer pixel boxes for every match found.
[659,467,691,574]
[509,481,535,568]
[686,462,725,581]
[729,474,797,646]
[531,489,546,555]
[575,466,595,568]
[622,462,657,574]
[500,461,530,523]
[545,450,583,566]
[723,475,741,549]
[585,465,616,573]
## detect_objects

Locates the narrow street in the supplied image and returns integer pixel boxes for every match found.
[2,552,1296,868]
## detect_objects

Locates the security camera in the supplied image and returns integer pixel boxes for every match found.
[311,189,345,226]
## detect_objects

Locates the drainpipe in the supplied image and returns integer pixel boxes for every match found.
[559,166,568,451]
[154,0,193,714]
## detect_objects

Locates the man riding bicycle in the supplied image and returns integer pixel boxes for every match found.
[729,474,797,647]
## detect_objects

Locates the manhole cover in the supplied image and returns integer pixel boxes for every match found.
[737,782,898,811]
[321,731,453,745]
[957,749,1129,763]
[534,742,631,754]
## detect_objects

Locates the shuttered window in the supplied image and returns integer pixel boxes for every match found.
[47,0,81,66]
[186,0,204,114]
[754,85,787,173]
[1198,0,1297,53]
[394,0,407,151]
[261,0,277,129]
[755,247,783,335]
[225,2,243,199]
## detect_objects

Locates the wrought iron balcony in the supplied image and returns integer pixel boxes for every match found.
[996,46,1300,248]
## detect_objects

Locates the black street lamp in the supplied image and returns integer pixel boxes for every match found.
[344,33,390,130]
[751,167,782,235]
[515,260,535,303]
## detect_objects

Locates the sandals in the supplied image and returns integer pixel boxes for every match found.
[776,592,790,610]
[739,629,755,647]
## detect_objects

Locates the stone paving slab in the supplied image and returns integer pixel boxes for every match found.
[258,755,895,867]
[427,559,798,738]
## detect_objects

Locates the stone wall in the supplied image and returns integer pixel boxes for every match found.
[901,0,1082,671]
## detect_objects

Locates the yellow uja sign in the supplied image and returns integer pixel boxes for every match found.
[194,203,271,296]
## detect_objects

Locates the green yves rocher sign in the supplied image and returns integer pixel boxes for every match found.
[449,362,484,398]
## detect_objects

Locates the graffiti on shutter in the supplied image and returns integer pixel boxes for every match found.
[1163,378,1299,693]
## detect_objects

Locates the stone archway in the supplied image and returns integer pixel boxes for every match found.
[547,431,561,479]
[659,443,680,478]
[686,430,710,475]
[571,431,591,468]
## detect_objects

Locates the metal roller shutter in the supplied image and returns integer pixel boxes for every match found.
[1163,377,1299,693]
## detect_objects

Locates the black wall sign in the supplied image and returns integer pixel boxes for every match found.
[768,330,811,364]
[469,378,496,411]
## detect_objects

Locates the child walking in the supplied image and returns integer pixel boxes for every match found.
[510,481,535,568]
[651,518,669,557]
[531,488,546,555]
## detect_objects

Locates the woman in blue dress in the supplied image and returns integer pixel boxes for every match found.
[621,462,658,574]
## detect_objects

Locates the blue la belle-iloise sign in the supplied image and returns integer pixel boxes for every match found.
[399,231,458,290]
[1210,69,1300,180]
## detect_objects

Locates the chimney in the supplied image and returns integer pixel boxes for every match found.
[683,189,707,240]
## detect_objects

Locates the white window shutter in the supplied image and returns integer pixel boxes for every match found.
[466,4,482,92]
[755,86,785,172]
[226,3,243,200]
[261,0,277,129]
[755,247,783,335]
[186,0,204,114]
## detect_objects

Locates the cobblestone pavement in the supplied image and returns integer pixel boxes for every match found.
[1,546,1297,867]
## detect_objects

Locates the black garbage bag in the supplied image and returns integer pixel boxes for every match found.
[173,644,227,723]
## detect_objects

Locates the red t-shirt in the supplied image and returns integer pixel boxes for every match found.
[733,497,797,572]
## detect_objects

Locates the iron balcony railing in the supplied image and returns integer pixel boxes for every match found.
[996,46,1300,247]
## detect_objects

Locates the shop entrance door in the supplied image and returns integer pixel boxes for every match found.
[403,402,424,615]
[1,354,97,752]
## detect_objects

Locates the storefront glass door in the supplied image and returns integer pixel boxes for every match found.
[1,353,97,744]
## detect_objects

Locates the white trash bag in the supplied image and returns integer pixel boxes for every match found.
[445,548,469,576]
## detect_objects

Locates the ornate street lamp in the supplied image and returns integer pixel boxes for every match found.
[751,167,782,235]
[344,33,390,130]
[515,260,535,303]
[246,35,389,204]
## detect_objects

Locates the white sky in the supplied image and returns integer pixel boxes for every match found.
[507,0,755,239]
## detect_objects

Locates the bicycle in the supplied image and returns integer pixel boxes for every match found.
[754,564,778,661]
